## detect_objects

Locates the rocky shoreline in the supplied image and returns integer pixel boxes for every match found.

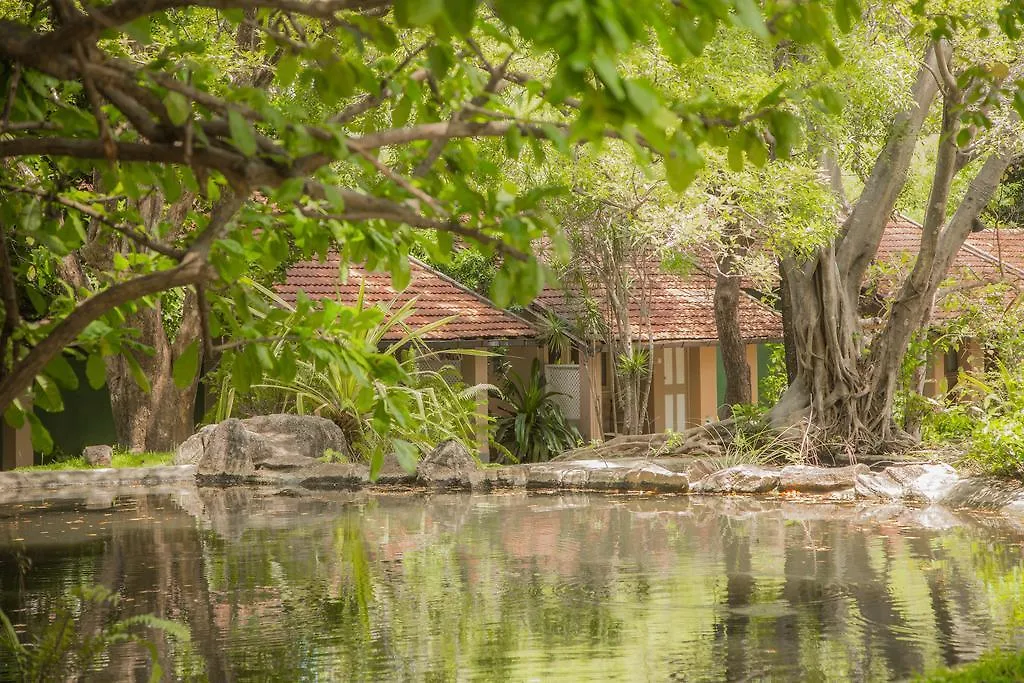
[3,414,1024,516]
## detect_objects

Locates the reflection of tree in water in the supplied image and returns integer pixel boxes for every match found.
[5,492,1024,680]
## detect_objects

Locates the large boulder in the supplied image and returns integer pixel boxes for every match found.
[416,440,478,487]
[239,414,350,464]
[176,414,351,475]
[691,465,781,494]
[938,477,1024,511]
[82,445,113,467]
[197,419,256,479]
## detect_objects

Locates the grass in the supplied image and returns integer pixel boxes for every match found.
[913,650,1024,682]
[16,451,174,471]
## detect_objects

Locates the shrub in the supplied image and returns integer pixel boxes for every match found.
[494,359,581,463]
[211,282,489,473]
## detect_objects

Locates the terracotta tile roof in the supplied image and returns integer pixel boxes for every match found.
[873,219,1024,320]
[535,267,783,344]
[277,255,537,341]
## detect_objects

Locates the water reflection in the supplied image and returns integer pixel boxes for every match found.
[2,490,1024,681]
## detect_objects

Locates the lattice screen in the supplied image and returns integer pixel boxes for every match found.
[545,364,581,420]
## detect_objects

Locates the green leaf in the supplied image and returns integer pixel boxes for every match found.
[34,374,63,413]
[86,353,107,390]
[3,400,25,429]
[732,0,769,38]
[369,449,384,481]
[27,412,53,455]
[163,91,190,126]
[46,355,79,391]
[173,340,201,389]
[228,109,257,156]
[124,352,152,394]
[393,439,419,473]
[444,0,478,34]
[392,94,413,128]
[396,0,443,27]
[277,55,300,87]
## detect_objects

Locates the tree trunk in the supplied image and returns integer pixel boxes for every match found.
[768,40,1012,453]
[714,250,751,417]
[779,264,798,385]
[60,189,202,452]
[106,294,201,452]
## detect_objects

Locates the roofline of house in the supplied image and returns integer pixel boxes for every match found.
[407,256,541,337]
[896,213,1024,281]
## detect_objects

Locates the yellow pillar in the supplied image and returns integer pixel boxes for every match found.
[578,350,603,443]
[746,344,759,404]
[686,346,718,426]
[699,346,718,422]
[651,347,666,433]
[922,350,945,398]
[461,354,490,462]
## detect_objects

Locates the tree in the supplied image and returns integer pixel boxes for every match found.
[0,0,846,452]
[770,23,1023,451]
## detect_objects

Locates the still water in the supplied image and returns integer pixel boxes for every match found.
[2,488,1024,681]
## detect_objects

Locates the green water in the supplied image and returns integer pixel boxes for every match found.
[2,489,1024,681]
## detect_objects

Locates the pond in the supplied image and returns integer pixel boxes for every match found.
[2,489,1024,681]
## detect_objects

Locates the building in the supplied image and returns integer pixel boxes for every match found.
[872,219,1024,397]
[534,265,783,437]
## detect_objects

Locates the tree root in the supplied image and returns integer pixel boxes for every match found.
[553,420,736,461]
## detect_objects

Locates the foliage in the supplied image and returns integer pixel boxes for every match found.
[958,364,1024,476]
[913,649,1024,682]
[417,247,499,296]
[0,0,856,449]
[224,282,487,474]
[757,343,787,407]
[921,402,976,445]
[17,450,173,471]
[711,403,812,469]
[494,359,581,463]
[0,584,191,683]
[537,310,574,364]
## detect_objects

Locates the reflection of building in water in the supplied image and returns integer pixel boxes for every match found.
[1,492,1022,681]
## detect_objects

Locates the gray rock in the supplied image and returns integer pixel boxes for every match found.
[82,445,113,467]
[854,470,905,499]
[240,414,350,464]
[177,414,350,477]
[417,439,478,487]
[939,477,1024,510]
[691,465,781,494]
[174,424,216,465]
[855,463,960,502]
[197,419,255,479]
[780,464,868,493]
[889,463,959,502]
[623,464,689,492]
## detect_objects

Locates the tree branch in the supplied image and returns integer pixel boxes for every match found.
[0,260,210,412]
[29,0,393,51]
[0,184,185,258]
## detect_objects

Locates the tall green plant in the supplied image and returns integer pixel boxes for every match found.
[495,360,581,463]
[221,280,491,474]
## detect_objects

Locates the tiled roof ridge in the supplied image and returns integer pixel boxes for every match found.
[896,213,1024,281]
[406,255,540,333]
